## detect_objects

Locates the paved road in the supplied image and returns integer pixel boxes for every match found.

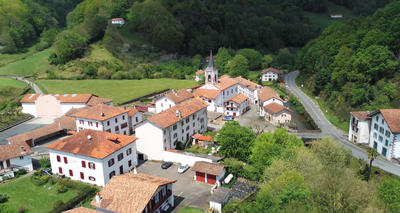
[6,76,43,94]
[285,71,400,176]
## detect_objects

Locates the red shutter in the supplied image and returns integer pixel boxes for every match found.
[82,161,86,168]
[69,170,73,177]
[57,155,61,162]
[124,131,126,135]
[128,160,132,167]
[92,163,96,170]
[96,122,98,127]
[80,172,84,179]
[59,167,63,174]
[64,157,68,164]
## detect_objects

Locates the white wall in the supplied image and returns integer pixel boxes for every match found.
[61,103,86,115]
[130,111,143,132]
[22,103,37,117]
[77,112,130,135]
[262,71,278,82]
[210,201,222,213]
[76,118,103,132]
[369,113,395,159]
[135,121,165,161]
[155,97,176,113]
[220,85,238,103]
[163,151,212,166]
[9,155,33,171]
[217,168,226,182]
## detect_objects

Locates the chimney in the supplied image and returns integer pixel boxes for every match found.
[101,113,105,117]
[20,146,25,154]
[96,193,102,203]
[87,135,92,140]
[134,167,138,174]
[260,91,262,94]
[176,110,181,118]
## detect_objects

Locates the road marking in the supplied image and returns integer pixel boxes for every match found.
[178,192,183,196]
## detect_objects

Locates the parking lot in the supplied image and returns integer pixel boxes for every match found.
[137,161,213,212]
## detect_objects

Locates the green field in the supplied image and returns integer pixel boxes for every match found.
[304,3,356,30]
[35,79,198,104]
[0,47,54,76]
[89,44,123,63]
[0,77,28,89]
[177,207,204,213]
[0,175,77,213]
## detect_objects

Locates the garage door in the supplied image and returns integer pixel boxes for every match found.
[207,174,216,184]
[196,172,205,182]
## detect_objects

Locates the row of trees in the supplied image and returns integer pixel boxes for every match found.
[296,1,400,122]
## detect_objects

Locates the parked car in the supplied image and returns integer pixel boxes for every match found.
[178,164,190,173]
[161,162,173,169]
[41,168,52,176]
[222,115,234,121]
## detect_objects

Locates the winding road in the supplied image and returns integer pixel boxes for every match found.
[285,71,400,176]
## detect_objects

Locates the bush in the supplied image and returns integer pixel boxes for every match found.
[85,65,98,78]
[176,141,185,150]
[39,156,51,168]
[57,184,67,194]
[222,158,261,181]
[139,98,152,103]
[0,193,8,203]
[49,187,97,213]
[111,71,129,80]
[35,41,50,51]
[97,67,112,79]
[53,200,64,209]
[17,169,27,175]
[17,205,26,213]
[30,172,47,186]
[62,179,89,191]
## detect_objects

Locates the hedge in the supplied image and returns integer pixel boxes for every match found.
[48,187,97,213]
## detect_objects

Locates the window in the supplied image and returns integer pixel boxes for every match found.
[382,119,384,124]
[161,103,163,107]
[58,167,63,174]
[96,122,98,127]
[109,171,116,179]
[115,118,118,123]
[385,140,389,146]
[121,122,128,129]
[186,118,189,123]
[89,176,96,181]
[57,155,61,162]
[89,162,95,170]
[169,104,171,108]
[136,117,138,122]
[128,160,132,167]
[115,126,119,131]
[155,193,159,203]
[376,116,379,121]
[78,127,83,131]
[193,115,195,119]
[118,153,124,161]
[173,133,177,138]
[107,121,110,126]
[208,100,211,103]
[382,147,387,157]
[126,148,132,156]
[108,159,115,167]
[173,125,177,130]
[122,115,125,120]
[379,127,384,134]
[374,124,378,130]
[379,136,383,142]
[165,98,167,102]
[80,172,84,179]
[374,142,378,149]
[385,130,391,138]
[373,132,377,139]
[82,161,86,168]
[186,126,189,131]
[193,122,195,127]
[124,131,126,135]
[20,156,24,159]
[64,157,68,164]
[89,122,93,126]
[181,121,184,126]
[106,129,111,133]
[182,129,184,134]
[231,89,233,93]
[69,170,73,177]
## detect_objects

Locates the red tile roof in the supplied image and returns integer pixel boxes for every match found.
[233,76,261,90]
[191,161,228,176]
[350,111,372,120]
[164,89,194,104]
[0,142,34,161]
[264,103,292,114]
[225,94,248,104]
[372,109,400,133]
[215,78,238,90]
[128,109,139,117]
[193,89,221,100]
[45,129,138,159]
[196,70,205,75]
[86,96,113,106]
[90,173,176,213]
[112,18,123,21]
[148,98,208,128]
[72,104,130,121]
[20,94,93,103]
[258,87,282,103]
[192,133,203,139]
[262,67,279,74]
[63,207,101,213]
[220,74,231,79]
[199,136,213,142]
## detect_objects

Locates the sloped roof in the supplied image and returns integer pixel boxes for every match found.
[350,111,372,120]
[63,207,101,213]
[193,89,221,100]
[215,78,238,90]
[148,98,208,129]
[262,67,279,74]
[0,142,34,161]
[86,97,113,106]
[368,109,400,133]
[264,102,292,114]
[196,70,205,75]
[90,173,176,213]
[128,109,139,117]
[258,87,282,102]
[20,94,93,103]
[225,94,248,104]
[112,18,123,21]
[191,161,228,176]
[45,129,137,159]
[192,133,203,139]
[199,136,213,142]
[72,104,130,121]
[233,76,261,91]
[164,89,194,104]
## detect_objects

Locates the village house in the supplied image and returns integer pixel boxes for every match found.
[224,94,250,116]
[155,89,194,113]
[46,129,138,186]
[261,67,280,82]
[330,14,343,18]
[111,18,125,26]
[263,102,292,125]
[368,109,400,159]
[348,111,372,144]
[257,86,283,116]
[195,70,204,82]
[0,142,34,177]
[135,98,208,161]
[233,76,262,104]
[90,172,176,213]
[63,207,101,213]
[128,109,143,134]
[20,94,113,117]
[72,104,142,135]
[191,161,228,185]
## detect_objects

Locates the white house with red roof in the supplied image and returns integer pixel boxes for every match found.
[348,111,372,144]
[155,89,194,113]
[111,18,125,26]
[135,98,208,161]
[257,87,284,115]
[191,161,228,185]
[195,70,205,82]
[46,129,138,186]
[367,109,400,159]
[263,103,292,125]
[20,94,113,117]
[233,76,262,104]
[224,94,250,116]
[128,109,143,134]
[0,142,34,176]
[261,67,279,82]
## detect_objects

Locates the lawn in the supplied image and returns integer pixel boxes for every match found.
[304,2,356,30]
[35,79,198,104]
[0,47,54,76]
[177,207,204,213]
[0,175,77,213]
[248,70,261,79]
[0,41,39,65]
[0,77,28,89]
[89,44,124,64]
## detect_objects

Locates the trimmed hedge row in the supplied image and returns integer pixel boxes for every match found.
[48,187,97,213]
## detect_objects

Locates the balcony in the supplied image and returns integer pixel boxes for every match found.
[149,190,172,213]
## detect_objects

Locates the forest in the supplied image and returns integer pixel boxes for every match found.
[297,0,400,123]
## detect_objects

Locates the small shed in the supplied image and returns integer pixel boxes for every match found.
[191,161,228,185]
[111,18,125,26]
[210,187,231,213]
[191,134,214,148]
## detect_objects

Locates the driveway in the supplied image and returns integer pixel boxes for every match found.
[0,117,56,145]
[137,161,213,212]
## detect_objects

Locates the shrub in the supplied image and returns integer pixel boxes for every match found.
[97,67,112,79]
[139,98,152,103]
[17,169,27,175]
[176,141,185,150]
[62,179,89,191]
[49,187,97,213]
[30,172,47,186]
[39,156,51,168]
[57,185,67,194]
[53,200,64,209]
[0,193,8,203]
[111,71,129,80]
[17,205,26,213]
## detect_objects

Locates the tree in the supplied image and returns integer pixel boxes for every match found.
[262,55,274,69]
[39,156,51,168]
[276,48,295,66]
[227,54,249,78]
[237,48,262,70]
[377,177,400,212]
[367,147,378,182]
[85,65,98,78]
[216,121,255,161]
[192,54,202,70]
[215,48,232,73]
[140,64,155,79]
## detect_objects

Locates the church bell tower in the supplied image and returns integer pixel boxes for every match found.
[205,50,218,86]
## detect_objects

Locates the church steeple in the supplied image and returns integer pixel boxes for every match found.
[208,50,215,69]
[204,50,218,87]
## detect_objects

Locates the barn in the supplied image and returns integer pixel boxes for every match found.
[191,161,228,185]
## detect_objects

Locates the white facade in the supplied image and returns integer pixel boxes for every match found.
[264,108,292,125]
[237,84,260,104]
[348,115,371,144]
[224,99,249,117]
[21,103,36,117]
[156,97,176,114]
[259,98,284,116]
[369,113,400,160]
[76,112,130,135]
[262,71,278,82]
[0,155,33,171]
[129,111,143,133]
[141,183,174,213]
[61,103,86,115]
[48,143,137,186]
[136,108,208,161]
[195,74,203,82]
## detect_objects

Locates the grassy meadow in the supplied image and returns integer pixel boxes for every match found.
[304,3,356,30]
[35,79,198,104]
[0,77,28,89]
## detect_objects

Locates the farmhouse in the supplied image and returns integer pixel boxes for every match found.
[261,67,279,82]
[155,89,194,113]
[111,18,125,26]
[0,142,34,174]
[90,172,177,213]
[368,109,400,160]
[191,161,228,185]
[135,98,208,161]
[224,94,250,117]
[257,86,283,117]
[263,102,292,125]
[20,94,113,117]
[233,76,262,104]
[348,111,372,144]
[331,14,343,18]
[46,129,138,186]
[195,70,204,82]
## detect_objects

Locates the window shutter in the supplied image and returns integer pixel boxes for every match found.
[69,170,73,176]
[93,163,96,170]
[82,161,86,168]
[57,155,61,162]
[59,167,63,174]
[64,157,68,164]
[80,172,84,179]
